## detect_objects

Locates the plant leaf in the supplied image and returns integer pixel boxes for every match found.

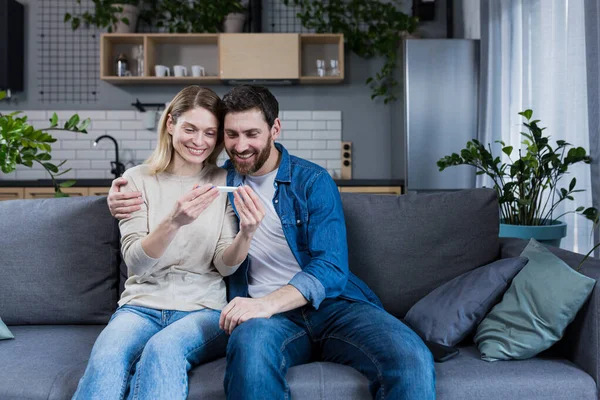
[50,113,58,127]
[59,180,76,188]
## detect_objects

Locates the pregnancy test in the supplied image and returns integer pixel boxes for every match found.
[216,186,239,193]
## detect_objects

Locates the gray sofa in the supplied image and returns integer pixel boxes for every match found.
[0,188,598,400]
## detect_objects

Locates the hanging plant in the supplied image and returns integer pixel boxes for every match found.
[283,0,419,104]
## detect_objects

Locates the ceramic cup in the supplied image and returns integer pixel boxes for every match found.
[155,65,170,77]
[191,65,206,77]
[143,110,157,130]
[173,65,188,77]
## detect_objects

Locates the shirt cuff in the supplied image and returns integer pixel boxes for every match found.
[288,271,326,309]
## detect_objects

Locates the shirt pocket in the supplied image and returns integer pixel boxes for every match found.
[281,207,309,251]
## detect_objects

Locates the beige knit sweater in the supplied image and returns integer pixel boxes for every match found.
[118,163,240,311]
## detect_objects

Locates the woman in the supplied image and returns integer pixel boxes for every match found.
[73,86,264,400]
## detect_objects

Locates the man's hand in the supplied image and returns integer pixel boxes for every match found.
[233,185,265,238]
[107,177,144,219]
[219,296,275,335]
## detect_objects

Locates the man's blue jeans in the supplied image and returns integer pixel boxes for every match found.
[224,298,435,400]
[72,305,227,400]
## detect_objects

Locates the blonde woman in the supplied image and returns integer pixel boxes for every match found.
[73,86,265,400]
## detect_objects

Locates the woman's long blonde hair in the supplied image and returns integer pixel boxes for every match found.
[145,86,224,174]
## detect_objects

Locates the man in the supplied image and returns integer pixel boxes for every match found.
[108,85,435,399]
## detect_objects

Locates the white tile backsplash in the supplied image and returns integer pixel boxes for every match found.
[1,110,342,180]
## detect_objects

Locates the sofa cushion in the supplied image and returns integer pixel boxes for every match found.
[0,325,105,400]
[0,196,120,324]
[0,327,594,400]
[0,326,372,400]
[475,238,596,361]
[188,359,372,400]
[404,256,529,347]
[435,346,596,400]
[340,188,501,317]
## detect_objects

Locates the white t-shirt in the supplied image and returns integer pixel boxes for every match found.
[244,169,302,298]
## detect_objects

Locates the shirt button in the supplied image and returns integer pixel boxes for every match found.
[274,199,279,204]
[296,219,301,225]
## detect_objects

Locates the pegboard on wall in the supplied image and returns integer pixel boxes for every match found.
[37,0,99,103]
[266,0,314,33]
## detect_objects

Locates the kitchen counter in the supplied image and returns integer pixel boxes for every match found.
[0,179,404,188]
[0,179,115,187]
[334,179,403,187]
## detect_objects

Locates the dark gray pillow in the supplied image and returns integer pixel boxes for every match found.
[0,196,120,324]
[404,256,529,347]
[341,188,500,318]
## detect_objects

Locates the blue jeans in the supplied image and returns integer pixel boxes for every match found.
[72,305,227,400]
[224,299,435,400]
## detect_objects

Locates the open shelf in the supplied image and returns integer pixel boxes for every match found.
[100,33,344,85]
[101,76,221,85]
[100,34,144,79]
[300,33,344,83]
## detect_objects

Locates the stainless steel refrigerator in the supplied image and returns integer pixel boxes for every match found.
[403,39,480,193]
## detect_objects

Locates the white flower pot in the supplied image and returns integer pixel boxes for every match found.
[112,4,139,33]
[224,13,246,33]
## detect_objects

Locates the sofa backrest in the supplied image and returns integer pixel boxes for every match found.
[0,196,120,325]
[0,188,501,325]
[340,188,501,318]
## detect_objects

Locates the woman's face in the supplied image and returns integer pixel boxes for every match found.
[167,107,219,170]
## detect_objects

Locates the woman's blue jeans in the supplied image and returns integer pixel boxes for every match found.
[72,305,227,400]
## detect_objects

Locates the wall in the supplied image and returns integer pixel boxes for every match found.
[0,108,342,180]
[1,0,448,180]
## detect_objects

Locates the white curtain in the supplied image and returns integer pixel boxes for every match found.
[479,0,595,254]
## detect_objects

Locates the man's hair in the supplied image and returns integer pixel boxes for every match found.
[221,85,279,128]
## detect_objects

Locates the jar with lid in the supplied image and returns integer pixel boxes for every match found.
[116,53,129,77]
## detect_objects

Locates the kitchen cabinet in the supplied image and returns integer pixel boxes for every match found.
[0,187,24,201]
[24,187,89,199]
[100,33,344,85]
[1,186,405,201]
[339,186,402,195]
[219,34,300,80]
[88,187,111,197]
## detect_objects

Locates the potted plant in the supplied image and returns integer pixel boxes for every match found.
[0,91,91,197]
[283,0,419,104]
[223,0,247,33]
[144,0,245,33]
[437,109,598,248]
[578,223,600,270]
[65,0,141,33]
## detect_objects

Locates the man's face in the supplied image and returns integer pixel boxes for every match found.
[224,108,280,175]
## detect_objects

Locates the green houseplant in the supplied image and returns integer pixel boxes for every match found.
[283,0,419,104]
[0,91,91,197]
[65,0,141,33]
[437,109,598,247]
[142,0,245,33]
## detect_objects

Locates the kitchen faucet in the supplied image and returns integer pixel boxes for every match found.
[93,135,125,179]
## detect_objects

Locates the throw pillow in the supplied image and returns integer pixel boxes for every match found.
[404,256,529,347]
[474,238,596,361]
[0,317,14,340]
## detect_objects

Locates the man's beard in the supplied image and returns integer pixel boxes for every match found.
[227,141,272,175]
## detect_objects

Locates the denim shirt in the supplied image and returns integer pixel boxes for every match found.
[222,143,383,310]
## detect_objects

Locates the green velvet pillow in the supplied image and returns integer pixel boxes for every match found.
[0,317,14,340]
[474,238,596,361]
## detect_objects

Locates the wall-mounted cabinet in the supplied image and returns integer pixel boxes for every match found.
[219,34,299,81]
[101,34,220,85]
[100,33,344,85]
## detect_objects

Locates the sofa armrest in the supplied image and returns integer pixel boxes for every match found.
[500,238,600,391]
